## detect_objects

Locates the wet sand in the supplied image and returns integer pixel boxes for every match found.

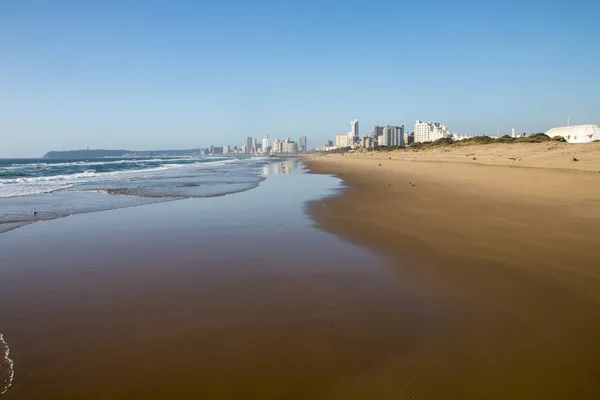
[304,150,600,398]
[0,161,426,399]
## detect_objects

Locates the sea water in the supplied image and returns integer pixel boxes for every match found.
[0,156,283,233]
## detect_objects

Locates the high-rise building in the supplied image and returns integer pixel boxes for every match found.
[246,137,253,154]
[380,126,390,146]
[414,120,449,143]
[392,125,405,146]
[335,133,350,147]
[298,136,307,152]
[351,119,359,137]
[223,145,230,154]
[286,142,297,153]
[281,137,290,153]
[378,125,404,146]
[361,136,373,148]
[272,138,282,153]
[373,125,384,138]
[262,135,269,153]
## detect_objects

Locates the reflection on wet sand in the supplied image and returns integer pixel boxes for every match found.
[0,161,417,399]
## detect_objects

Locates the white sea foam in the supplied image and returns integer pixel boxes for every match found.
[0,165,182,198]
[0,157,243,198]
[0,333,14,397]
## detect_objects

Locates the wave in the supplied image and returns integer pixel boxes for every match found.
[0,333,14,397]
[3,157,226,169]
[0,158,246,198]
[0,165,172,185]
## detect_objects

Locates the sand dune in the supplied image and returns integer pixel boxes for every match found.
[349,141,600,171]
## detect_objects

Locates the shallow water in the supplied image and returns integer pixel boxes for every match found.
[0,160,403,399]
[0,156,280,233]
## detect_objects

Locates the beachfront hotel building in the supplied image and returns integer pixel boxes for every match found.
[335,133,350,147]
[298,136,307,152]
[281,137,298,153]
[379,125,405,147]
[245,137,253,154]
[262,135,269,153]
[414,120,450,143]
[272,138,282,153]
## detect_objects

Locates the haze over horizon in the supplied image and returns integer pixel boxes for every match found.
[1,0,599,157]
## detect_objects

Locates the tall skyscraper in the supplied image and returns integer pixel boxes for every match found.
[262,135,269,153]
[246,137,253,154]
[298,136,307,152]
[351,119,359,137]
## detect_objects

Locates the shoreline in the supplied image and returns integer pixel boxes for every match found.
[302,148,600,397]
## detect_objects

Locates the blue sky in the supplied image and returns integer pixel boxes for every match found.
[1,0,599,157]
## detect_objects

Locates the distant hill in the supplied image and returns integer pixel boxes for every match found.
[42,149,202,159]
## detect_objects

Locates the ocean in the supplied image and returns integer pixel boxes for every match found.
[0,156,284,234]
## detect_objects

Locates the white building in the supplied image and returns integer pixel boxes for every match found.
[452,133,472,141]
[319,144,339,152]
[223,145,230,154]
[281,137,292,153]
[350,119,359,141]
[545,124,600,143]
[336,133,350,147]
[414,120,450,143]
[281,138,288,153]
[272,138,282,153]
[262,135,269,153]
[351,119,359,136]
[286,142,298,153]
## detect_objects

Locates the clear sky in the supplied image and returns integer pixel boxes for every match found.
[1,0,599,157]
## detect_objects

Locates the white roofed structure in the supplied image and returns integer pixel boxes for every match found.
[545,124,600,143]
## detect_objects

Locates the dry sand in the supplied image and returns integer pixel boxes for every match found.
[304,142,600,398]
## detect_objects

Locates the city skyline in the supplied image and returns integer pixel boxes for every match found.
[203,134,308,155]
[1,1,599,157]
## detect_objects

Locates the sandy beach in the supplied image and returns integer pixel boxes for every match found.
[1,150,600,399]
[304,142,600,398]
